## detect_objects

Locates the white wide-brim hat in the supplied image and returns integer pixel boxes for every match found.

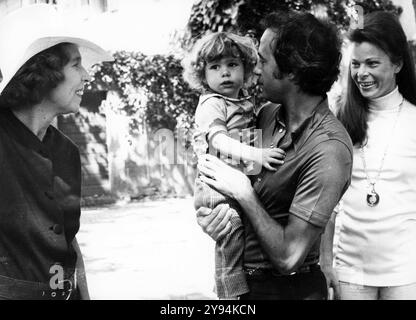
[0,4,114,94]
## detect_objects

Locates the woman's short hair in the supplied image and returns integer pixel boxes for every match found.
[338,11,416,146]
[182,32,258,91]
[0,43,71,109]
[262,11,342,97]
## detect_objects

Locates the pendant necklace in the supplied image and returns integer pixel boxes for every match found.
[360,98,403,207]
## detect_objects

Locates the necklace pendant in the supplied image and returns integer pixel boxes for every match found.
[366,189,380,207]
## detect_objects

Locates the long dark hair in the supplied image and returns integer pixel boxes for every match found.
[337,11,416,146]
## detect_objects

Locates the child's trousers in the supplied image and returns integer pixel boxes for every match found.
[194,177,249,298]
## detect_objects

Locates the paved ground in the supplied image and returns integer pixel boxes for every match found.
[77,197,217,300]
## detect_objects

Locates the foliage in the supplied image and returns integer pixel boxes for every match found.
[85,0,399,134]
[187,0,399,40]
[87,51,199,133]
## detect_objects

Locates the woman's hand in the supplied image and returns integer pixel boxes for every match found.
[322,266,341,300]
[197,154,253,200]
[196,204,235,241]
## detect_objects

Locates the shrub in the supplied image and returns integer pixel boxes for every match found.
[87,51,199,134]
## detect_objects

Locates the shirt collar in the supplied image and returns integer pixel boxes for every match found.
[274,98,330,152]
[368,86,402,112]
[201,90,252,102]
[0,108,53,154]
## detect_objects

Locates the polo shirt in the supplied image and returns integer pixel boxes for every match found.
[0,108,81,283]
[243,99,353,270]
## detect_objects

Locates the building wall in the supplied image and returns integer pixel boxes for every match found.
[103,92,196,199]
[57,92,111,197]
[0,0,109,17]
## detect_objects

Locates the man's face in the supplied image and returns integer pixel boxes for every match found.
[257,28,289,103]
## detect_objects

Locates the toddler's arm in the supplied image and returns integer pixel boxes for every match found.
[212,133,285,171]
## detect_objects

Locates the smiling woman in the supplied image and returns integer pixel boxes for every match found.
[350,42,402,100]
[0,4,112,300]
[328,11,416,300]
[45,44,91,117]
[1,43,91,134]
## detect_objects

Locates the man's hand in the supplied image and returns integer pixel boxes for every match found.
[198,154,253,200]
[196,204,235,241]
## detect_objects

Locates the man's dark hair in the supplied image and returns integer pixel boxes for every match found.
[0,43,71,109]
[262,11,342,96]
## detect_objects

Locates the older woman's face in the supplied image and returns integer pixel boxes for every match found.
[46,44,90,115]
[350,41,402,100]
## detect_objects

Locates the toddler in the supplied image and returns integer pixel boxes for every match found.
[183,32,285,299]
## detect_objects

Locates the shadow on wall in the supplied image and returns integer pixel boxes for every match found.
[59,90,197,202]
[58,91,110,199]
[107,115,197,199]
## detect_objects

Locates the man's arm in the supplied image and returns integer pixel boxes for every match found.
[72,238,90,300]
[198,139,352,274]
[234,140,351,274]
[197,190,321,274]
[236,189,321,274]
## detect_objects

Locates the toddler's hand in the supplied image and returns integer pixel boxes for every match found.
[260,147,285,171]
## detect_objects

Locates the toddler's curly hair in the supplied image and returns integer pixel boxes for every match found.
[182,32,258,91]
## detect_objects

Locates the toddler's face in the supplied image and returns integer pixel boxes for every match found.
[204,56,245,98]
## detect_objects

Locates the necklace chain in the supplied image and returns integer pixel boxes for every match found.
[360,98,404,187]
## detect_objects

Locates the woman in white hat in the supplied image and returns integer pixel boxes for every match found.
[0,4,112,300]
